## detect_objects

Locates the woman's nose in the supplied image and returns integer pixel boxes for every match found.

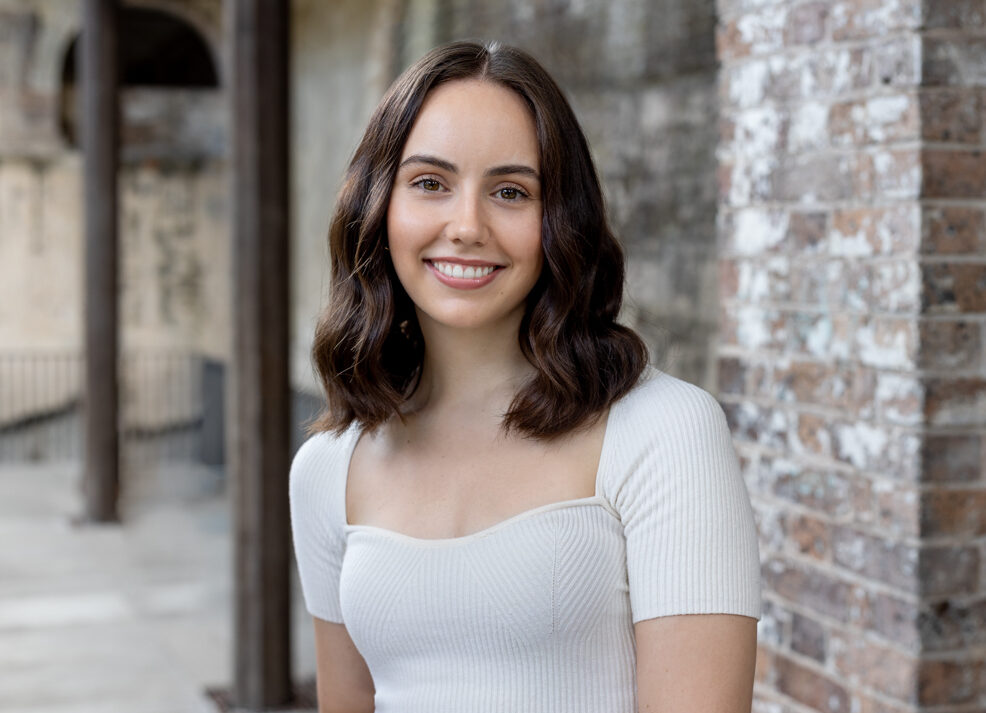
[446,193,487,245]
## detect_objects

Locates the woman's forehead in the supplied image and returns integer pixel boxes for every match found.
[400,79,539,168]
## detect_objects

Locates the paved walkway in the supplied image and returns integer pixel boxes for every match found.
[0,462,316,713]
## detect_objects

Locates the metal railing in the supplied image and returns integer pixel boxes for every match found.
[0,350,214,468]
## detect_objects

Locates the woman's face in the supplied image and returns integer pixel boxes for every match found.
[386,79,543,335]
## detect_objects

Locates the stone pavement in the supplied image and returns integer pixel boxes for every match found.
[0,462,317,713]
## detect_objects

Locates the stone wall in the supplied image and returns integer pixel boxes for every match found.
[716,0,986,710]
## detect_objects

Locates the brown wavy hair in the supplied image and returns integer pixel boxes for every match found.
[309,40,648,440]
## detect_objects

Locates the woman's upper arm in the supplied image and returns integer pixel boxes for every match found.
[635,613,757,713]
[313,616,375,713]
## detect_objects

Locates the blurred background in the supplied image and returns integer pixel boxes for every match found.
[0,0,984,712]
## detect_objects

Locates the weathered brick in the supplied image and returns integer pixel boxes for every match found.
[832,525,918,592]
[784,511,830,560]
[872,35,923,88]
[919,88,982,143]
[922,489,986,537]
[790,260,828,303]
[727,105,786,159]
[920,206,985,255]
[771,358,833,404]
[875,372,924,426]
[866,592,921,651]
[763,557,853,624]
[921,149,986,199]
[784,2,828,46]
[871,149,923,199]
[922,0,986,30]
[921,263,986,313]
[919,544,980,596]
[790,611,826,662]
[865,259,922,313]
[874,480,920,537]
[854,693,917,713]
[715,2,986,708]
[830,0,923,42]
[822,45,875,95]
[829,94,920,146]
[762,456,853,519]
[716,10,787,61]
[775,651,851,713]
[920,433,984,483]
[792,411,832,458]
[756,503,788,556]
[785,310,854,361]
[735,257,792,302]
[772,153,855,203]
[924,377,986,426]
[759,597,791,649]
[717,354,747,394]
[830,628,919,701]
[726,207,790,255]
[722,398,761,443]
[855,316,919,370]
[832,423,923,479]
[919,598,986,651]
[923,36,986,87]
[788,211,827,253]
[830,205,920,257]
[918,658,986,706]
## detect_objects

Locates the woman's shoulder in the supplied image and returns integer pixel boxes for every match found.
[289,425,360,505]
[612,365,731,440]
[599,365,739,492]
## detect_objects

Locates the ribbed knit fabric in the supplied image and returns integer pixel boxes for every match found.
[290,367,762,712]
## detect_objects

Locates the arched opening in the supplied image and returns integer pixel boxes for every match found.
[59,6,219,146]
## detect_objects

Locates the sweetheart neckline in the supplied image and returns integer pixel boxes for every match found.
[343,495,621,546]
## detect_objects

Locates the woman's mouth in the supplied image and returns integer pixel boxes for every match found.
[430,260,499,279]
[425,259,503,289]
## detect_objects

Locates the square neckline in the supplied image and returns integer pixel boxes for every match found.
[338,381,633,545]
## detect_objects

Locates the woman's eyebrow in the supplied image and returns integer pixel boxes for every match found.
[398,154,457,172]
[398,154,540,182]
[484,164,540,181]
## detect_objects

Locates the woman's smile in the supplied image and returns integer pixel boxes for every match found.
[425,258,503,288]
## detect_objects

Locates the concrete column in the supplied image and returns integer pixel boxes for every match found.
[229,0,293,707]
[82,0,120,523]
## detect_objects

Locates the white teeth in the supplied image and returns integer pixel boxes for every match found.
[432,261,496,279]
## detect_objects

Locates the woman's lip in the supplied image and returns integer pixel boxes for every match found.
[425,260,501,290]
[425,257,504,267]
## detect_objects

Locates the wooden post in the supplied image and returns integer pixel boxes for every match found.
[82,0,120,523]
[229,0,292,708]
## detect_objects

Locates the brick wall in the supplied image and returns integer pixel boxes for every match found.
[716,1,986,710]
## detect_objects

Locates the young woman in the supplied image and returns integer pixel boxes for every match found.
[290,41,761,713]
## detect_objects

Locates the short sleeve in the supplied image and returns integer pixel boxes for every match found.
[289,431,351,623]
[603,373,762,623]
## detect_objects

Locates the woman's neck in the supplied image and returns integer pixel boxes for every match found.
[408,314,534,418]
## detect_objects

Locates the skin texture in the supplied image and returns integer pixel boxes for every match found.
[313,618,374,713]
[635,614,757,713]
[312,78,757,713]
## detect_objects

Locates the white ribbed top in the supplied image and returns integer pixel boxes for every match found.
[290,367,762,713]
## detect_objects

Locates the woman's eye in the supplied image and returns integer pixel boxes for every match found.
[497,187,524,200]
[419,178,442,191]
